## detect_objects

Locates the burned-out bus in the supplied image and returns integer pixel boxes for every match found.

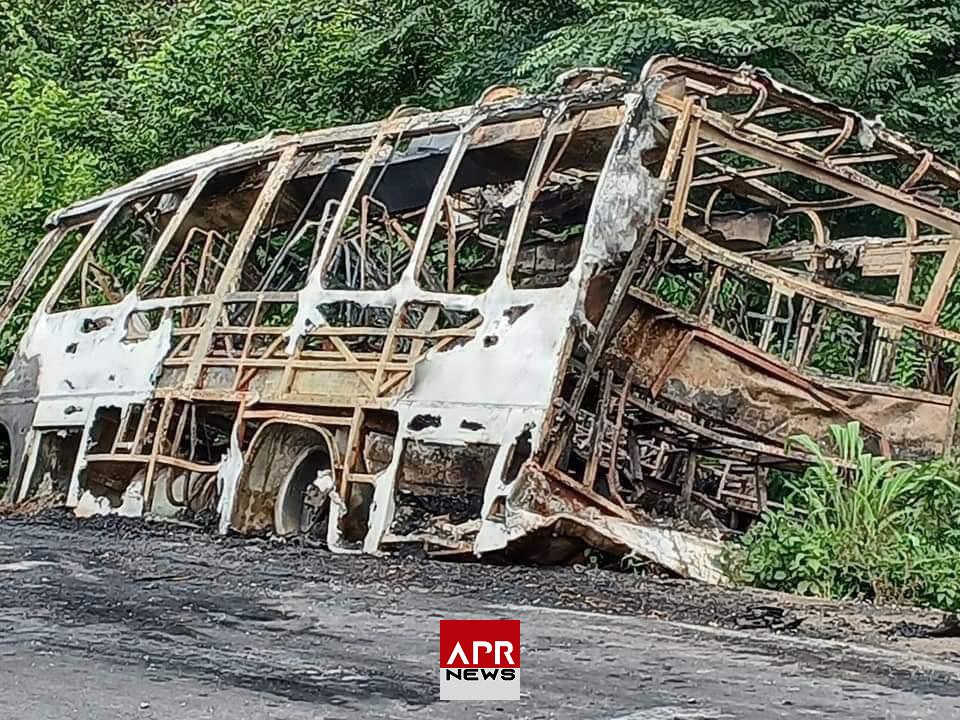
[3,57,960,581]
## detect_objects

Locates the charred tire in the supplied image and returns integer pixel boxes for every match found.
[273,446,331,538]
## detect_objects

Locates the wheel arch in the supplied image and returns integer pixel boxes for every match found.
[229,419,340,535]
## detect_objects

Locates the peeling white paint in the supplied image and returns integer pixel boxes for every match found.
[1,72,723,582]
[506,508,726,584]
[74,477,144,519]
[283,87,666,563]
[8,293,172,404]
[216,427,245,535]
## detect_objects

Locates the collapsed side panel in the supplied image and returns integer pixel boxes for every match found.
[535,60,960,535]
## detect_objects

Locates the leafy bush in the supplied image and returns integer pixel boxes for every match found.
[728,422,960,610]
[3,1,960,365]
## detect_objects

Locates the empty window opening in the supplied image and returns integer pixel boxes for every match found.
[652,255,708,313]
[323,132,456,291]
[119,404,145,448]
[221,300,257,331]
[910,252,946,306]
[827,205,906,242]
[511,110,616,289]
[25,428,82,499]
[419,119,546,294]
[760,292,797,360]
[705,93,765,119]
[890,329,960,394]
[686,186,741,220]
[807,309,868,380]
[140,162,274,299]
[0,224,90,363]
[258,302,299,328]
[302,301,394,356]
[762,170,850,204]
[762,212,816,252]
[633,231,682,293]
[124,308,164,341]
[937,264,960,333]
[87,407,122,454]
[243,147,369,292]
[55,186,189,311]
[160,402,236,465]
[172,304,208,329]
[833,269,899,305]
[749,107,830,136]
[847,157,916,188]
[117,400,163,456]
[711,271,775,346]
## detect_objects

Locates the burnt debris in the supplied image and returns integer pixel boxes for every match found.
[3,57,960,582]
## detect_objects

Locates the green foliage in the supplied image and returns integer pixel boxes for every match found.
[653,271,704,311]
[116,0,581,172]
[890,255,960,391]
[3,0,960,364]
[808,310,864,379]
[728,422,960,610]
[516,0,960,159]
[1,0,960,606]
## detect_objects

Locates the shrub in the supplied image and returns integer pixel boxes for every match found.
[727,422,960,610]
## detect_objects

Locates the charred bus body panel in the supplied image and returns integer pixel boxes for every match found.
[3,58,960,580]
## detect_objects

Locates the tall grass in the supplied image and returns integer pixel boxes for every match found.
[728,422,960,610]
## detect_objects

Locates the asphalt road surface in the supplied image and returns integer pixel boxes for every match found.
[1,515,959,719]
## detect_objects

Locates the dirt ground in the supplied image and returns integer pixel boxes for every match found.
[2,511,960,718]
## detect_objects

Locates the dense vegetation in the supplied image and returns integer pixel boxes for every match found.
[729,424,960,611]
[3,0,960,319]
[3,1,960,603]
